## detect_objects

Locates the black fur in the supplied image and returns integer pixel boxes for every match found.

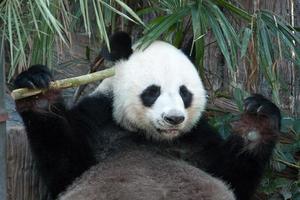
[14,64,52,89]
[244,94,281,129]
[179,85,193,108]
[140,84,161,107]
[101,31,133,61]
[14,33,280,200]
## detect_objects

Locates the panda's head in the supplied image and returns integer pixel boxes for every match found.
[98,32,207,140]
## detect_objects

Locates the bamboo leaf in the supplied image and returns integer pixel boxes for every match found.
[191,3,206,74]
[258,17,273,68]
[211,2,238,68]
[79,0,91,35]
[115,0,145,26]
[205,5,233,70]
[29,0,40,37]
[136,7,160,16]
[138,7,189,49]
[100,1,138,24]
[92,0,109,50]
[7,1,14,68]
[12,3,25,57]
[35,0,67,44]
[213,0,252,22]
[240,27,252,58]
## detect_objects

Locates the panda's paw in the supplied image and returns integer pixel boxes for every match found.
[231,94,280,146]
[243,94,281,130]
[13,65,60,112]
[14,64,52,89]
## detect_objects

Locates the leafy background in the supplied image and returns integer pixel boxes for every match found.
[1,0,299,199]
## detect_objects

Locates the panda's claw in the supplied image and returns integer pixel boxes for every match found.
[244,100,259,114]
[14,64,52,89]
[243,94,281,130]
[243,94,265,113]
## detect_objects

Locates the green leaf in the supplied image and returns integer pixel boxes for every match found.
[79,0,91,35]
[206,7,233,70]
[191,3,206,74]
[258,19,273,68]
[293,119,300,133]
[138,7,189,49]
[213,0,252,22]
[115,0,146,27]
[205,1,239,71]
[240,27,252,58]
[281,117,294,133]
[100,1,140,25]
[136,7,160,16]
[35,0,67,44]
[233,87,247,111]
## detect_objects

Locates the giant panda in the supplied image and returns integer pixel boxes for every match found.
[14,32,281,200]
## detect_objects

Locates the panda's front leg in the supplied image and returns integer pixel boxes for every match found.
[212,94,281,200]
[14,65,96,198]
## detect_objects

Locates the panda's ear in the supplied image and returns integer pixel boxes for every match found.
[101,32,133,61]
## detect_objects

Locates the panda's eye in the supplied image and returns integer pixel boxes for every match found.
[179,85,193,108]
[140,85,161,107]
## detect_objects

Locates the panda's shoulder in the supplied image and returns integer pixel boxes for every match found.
[68,93,114,127]
[179,117,221,142]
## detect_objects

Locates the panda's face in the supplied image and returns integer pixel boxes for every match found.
[139,83,194,138]
[111,41,207,140]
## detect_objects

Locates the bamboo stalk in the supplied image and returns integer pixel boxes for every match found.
[11,67,115,100]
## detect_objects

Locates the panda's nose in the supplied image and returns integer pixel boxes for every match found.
[163,115,185,125]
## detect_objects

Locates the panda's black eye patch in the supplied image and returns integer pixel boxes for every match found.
[179,85,193,108]
[140,85,161,107]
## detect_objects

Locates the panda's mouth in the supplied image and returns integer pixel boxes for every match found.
[153,120,182,137]
[156,128,180,135]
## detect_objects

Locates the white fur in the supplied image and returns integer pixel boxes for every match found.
[91,77,114,96]
[94,41,207,140]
